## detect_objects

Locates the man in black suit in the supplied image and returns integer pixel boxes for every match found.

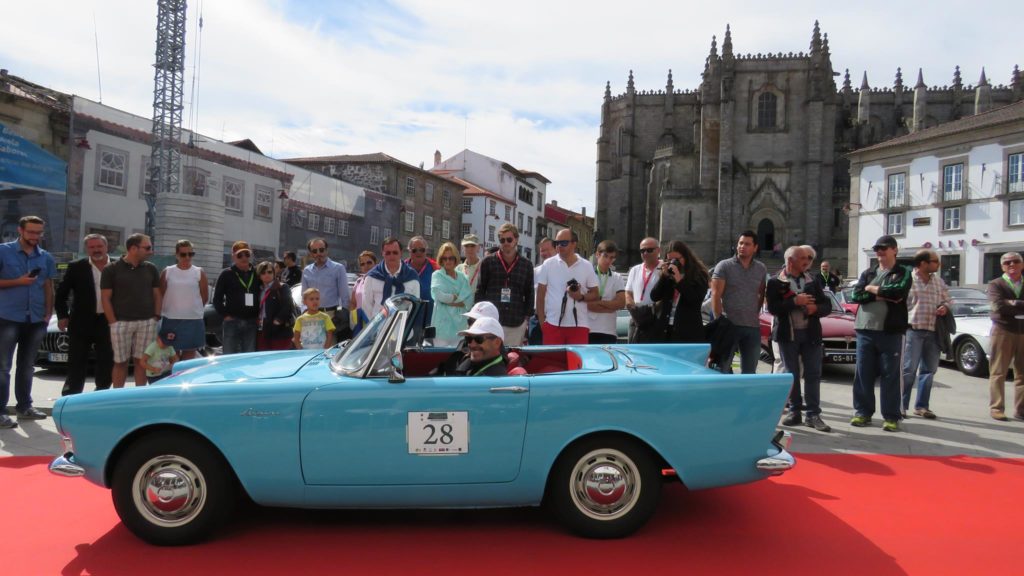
[55,234,114,395]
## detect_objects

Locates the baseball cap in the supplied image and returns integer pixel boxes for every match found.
[871,235,898,251]
[461,234,480,246]
[458,316,505,341]
[463,301,500,322]
[231,240,252,255]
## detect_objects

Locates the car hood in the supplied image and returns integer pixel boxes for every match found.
[165,350,324,384]
[953,315,992,336]
[820,314,856,338]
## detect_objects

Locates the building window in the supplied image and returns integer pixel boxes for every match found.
[442,219,450,239]
[370,225,380,246]
[97,146,128,192]
[223,177,244,213]
[1009,199,1024,226]
[425,182,434,203]
[140,157,156,198]
[488,225,496,242]
[376,198,383,211]
[942,206,962,231]
[489,199,496,215]
[527,216,534,235]
[757,92,777,129]
[424,215,434,237]
[254,185,273,220]
[886,213,904,236]
[518,185,534,205]
[183,166,210,197]
[383,227,392,239]
[1009,153,1024,194]
[292,209,306,228]
[943,163,964,202]
[405,211,415,232]
[504,205,512,221]
[339,220,350,237]
[887,173,906,208]
[308,213,320,231]
[461,223,472,237]
[405,176,416,197]
[462,198,473,213]
[442,188,451,209]
[517,212,524,231]
[323,216,335,235]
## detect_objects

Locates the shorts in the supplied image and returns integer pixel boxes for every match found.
[111,319,157,363]
[160,318,205,352]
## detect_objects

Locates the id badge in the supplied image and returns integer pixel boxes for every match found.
[245,293,255,307]
[500,287,512,303]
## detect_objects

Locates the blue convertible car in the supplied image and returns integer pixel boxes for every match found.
[49,294,795,545]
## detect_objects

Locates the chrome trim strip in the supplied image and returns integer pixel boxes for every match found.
[49,452,85,477]
[489,386,529,394]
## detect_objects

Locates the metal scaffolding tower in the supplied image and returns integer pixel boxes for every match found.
[146,0,187,242]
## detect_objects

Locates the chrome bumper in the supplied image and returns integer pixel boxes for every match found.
[756,431,795,475]
[49,452,85,477]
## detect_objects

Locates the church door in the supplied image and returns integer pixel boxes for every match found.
[757,218,775,257]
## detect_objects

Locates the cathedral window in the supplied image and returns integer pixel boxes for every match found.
[757,92,778,129]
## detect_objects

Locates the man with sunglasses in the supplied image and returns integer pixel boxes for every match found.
[101,233,162,387]
[302,237,351,342]
[55,233,114,395]
[453,317,507,377]
[625,237,663,343]
[536,229,599,345]
[849,235,912,432]
[281,251,302,287]
[362,237,420,320]
[476,224,534,346]
[213,241,260,355]
[987,252,1024,421]
[901,249,951,420]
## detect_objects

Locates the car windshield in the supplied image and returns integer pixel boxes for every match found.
[952,302,992,316]
[331,296,416,375]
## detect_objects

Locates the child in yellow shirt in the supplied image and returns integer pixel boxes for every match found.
[293,288,336,350]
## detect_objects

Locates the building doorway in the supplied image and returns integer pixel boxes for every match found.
[940,255,961,287]
[757,219,775,257]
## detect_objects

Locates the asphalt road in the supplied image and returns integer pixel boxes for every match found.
[2,355,1023,459]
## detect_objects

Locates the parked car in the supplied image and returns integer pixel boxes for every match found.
[48,293,795,545]
[759,290,857,365]
[834,286,859,315]
[945,301,993,377]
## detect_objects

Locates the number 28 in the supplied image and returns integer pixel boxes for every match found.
[423,423,454,445]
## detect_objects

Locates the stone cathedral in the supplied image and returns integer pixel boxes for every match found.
[595,21,1022,272]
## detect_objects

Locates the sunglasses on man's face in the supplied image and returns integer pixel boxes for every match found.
[499,237,516,244]
[235,251,251,258]
[410,248,426,254]
[1003,260,1023,266]
[639,247,657,254]
[465,334,495,344]
[553,240,571,248]
[310,247,326,254]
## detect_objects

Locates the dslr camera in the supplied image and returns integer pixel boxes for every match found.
[567,278,581,292]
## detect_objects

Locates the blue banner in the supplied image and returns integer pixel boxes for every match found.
[0,121,67,194]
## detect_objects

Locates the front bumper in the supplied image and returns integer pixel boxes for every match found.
[756,431,795,475]
[49,452,85,477]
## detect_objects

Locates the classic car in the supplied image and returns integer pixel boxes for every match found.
[759,290,858,364]
[944,301,993,377]
[48,294,794,545]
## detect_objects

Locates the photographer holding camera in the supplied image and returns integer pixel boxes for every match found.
[650,240,709,343]
[536,229,599,345]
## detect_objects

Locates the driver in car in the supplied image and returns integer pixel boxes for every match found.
[453,317,507,377]
[432,301,501,375]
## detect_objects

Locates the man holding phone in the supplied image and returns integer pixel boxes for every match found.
[0,216,56,428]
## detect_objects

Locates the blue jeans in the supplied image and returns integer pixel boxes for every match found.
[0,318,47,413]
[221,317,257,354]
[902,329,940,411]
[853,329,904,421]
[720,325,762,374]
[778,330,824,415]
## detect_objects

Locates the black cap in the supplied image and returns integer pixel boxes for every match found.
[872,235,898,251]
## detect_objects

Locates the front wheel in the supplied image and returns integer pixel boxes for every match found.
[955,337,989,378]
[546,436,661,539]
[111,431,236,545]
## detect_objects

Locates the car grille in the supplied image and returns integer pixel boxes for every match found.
[40,332,71,353]
[823,339,856,351]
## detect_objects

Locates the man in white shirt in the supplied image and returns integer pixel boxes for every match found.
[536,229,599,345]
[625,237,662,343]
[456,234,481,307]
[587,240,626,344]
[361,237,420,320]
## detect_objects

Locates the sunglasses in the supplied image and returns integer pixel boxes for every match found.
[499,237,516,244]
[235,251,251,258]
[1003,260,1023,265]
[553,240,571,248]
[410,248,426,254]
[872,246,892,252]
[178,252,195,258]
[639,247,657,254]
[310,247,326,254]
[465,334,495,344]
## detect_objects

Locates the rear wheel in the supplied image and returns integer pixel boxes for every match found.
[111,431,235,545]
[955,337,989,378]
[546,436,661,539]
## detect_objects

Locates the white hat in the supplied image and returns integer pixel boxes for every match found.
[458,316,505,341]
[463,301,500,322]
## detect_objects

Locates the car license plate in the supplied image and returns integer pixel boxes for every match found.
[825,353,855,363]
[49,352,68,363]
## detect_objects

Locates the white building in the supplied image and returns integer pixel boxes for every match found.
[848,100,1024,285]
[432,149,549,263]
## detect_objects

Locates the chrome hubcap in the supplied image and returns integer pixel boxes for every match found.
[960,342,979,371]
[569,448,640,521]
[133,455,206,527]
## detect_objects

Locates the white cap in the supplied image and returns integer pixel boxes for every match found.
[458,316,505,341]
[463,300,500,322]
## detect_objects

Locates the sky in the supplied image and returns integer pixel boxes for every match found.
[2,0,1020,214]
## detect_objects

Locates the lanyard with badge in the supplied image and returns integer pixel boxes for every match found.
[640,264,656,302]
[595,265,609,299]
[236,270,255,306]
[499,253,518,303]
[473,356,503,376]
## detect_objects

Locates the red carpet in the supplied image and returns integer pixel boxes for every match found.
[1,453,1019,575]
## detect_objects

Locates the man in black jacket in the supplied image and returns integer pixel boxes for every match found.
[213,241,260,354]
[819,260,841,293]
[767,246,832,432]
[56,234,114,395]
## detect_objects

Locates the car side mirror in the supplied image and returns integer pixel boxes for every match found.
[388,353,405,384]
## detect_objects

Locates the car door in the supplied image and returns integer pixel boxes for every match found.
[300,373,530,486]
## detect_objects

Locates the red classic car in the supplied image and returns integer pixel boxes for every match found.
[760,290,857,364]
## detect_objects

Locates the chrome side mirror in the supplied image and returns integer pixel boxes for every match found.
[388,352,405,384]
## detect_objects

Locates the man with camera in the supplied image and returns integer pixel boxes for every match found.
[536,229,599,345]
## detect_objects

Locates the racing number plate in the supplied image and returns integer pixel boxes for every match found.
[408,411,469,455]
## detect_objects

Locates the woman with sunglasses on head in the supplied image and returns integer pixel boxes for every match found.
[254,260,295,351]
[649,240,709,343]
[431,242,473,347]
[159,239,209,360]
